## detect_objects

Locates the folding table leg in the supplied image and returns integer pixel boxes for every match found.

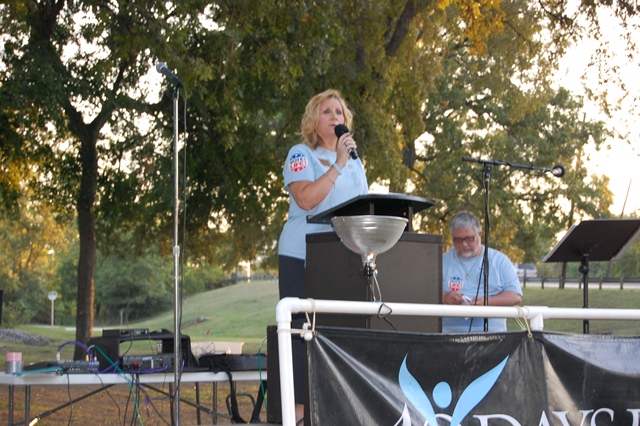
[195,382,201,425]
[25,385,31,426]
[212,382,218,424]
[8,385,14,426]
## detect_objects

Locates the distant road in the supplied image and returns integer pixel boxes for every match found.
[520,278,640,290]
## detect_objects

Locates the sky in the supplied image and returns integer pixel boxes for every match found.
[556,11,640,217]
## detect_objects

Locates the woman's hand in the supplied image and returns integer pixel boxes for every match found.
[336,132,356,168]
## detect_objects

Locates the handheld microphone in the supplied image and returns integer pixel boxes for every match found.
[550,165,565,177]
[334,124,358,160]
[155,62,184,87]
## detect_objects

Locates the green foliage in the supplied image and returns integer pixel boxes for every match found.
[183,264,229,294]
[50,243,80,325]
[166,0,625,269]
[0,195,72,326]
[606,237,640,278]
[0,0,219,351]
[94,252,173,324]
[404,1,615,262]
[1,0,639,335]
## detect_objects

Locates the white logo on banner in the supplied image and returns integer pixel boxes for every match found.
[394,353,640,426]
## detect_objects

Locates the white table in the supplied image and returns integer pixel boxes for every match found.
[1,370,266,425]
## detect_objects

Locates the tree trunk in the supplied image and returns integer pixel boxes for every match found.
[385,0,433,56]
[74,135,98,360]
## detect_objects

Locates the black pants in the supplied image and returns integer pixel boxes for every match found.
[278,255,306,404]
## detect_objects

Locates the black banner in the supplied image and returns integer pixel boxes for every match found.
[307,327,640,425]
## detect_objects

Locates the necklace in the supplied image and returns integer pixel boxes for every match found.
[457,252,481,280]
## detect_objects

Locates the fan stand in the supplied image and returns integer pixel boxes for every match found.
[331,215,408,303]
[363,258,381,302]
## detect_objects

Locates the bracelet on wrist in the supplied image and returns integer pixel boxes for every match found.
[325,172,336,187]
[331,163,342,175]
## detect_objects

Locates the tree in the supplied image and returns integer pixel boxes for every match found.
[1,0,637,356]
[170,0,623,265]
[0,0,206,358]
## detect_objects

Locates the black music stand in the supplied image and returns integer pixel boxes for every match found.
[543,219,640,334]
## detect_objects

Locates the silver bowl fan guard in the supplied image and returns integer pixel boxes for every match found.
[331,215,408,276]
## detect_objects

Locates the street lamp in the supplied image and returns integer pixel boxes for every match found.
[48,291,58,328]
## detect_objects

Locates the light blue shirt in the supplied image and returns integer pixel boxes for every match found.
[442,247,522,333]
[278,144,368,260]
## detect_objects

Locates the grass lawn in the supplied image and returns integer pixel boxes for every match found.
[5,280,640,365]
[508,286,640,335]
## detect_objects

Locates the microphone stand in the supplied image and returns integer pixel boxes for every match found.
[462,156,555,331]
[462,156,564,332]
[460,157,495,331]
[481,163,491,331]
[171,84,183,425]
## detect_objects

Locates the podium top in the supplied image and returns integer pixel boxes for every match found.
[306,193,435,231]
[543,218,640,263]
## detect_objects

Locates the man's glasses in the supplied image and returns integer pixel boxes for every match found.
[453,236,476,244]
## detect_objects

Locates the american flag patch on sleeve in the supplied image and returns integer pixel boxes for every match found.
[289,153,308,172]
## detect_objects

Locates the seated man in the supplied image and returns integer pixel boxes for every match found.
[441,211,523,333]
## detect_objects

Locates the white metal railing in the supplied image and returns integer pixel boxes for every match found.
[275,297,640,426]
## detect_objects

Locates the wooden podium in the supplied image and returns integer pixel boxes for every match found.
[305,193,442,333]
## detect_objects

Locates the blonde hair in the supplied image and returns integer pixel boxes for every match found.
[299,89,353,149]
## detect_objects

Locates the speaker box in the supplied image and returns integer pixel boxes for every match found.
[305,231,442,332]
[266,325,281,424]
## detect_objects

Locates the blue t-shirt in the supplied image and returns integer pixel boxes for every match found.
[442,247,522,333]
[278,144,368,260]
